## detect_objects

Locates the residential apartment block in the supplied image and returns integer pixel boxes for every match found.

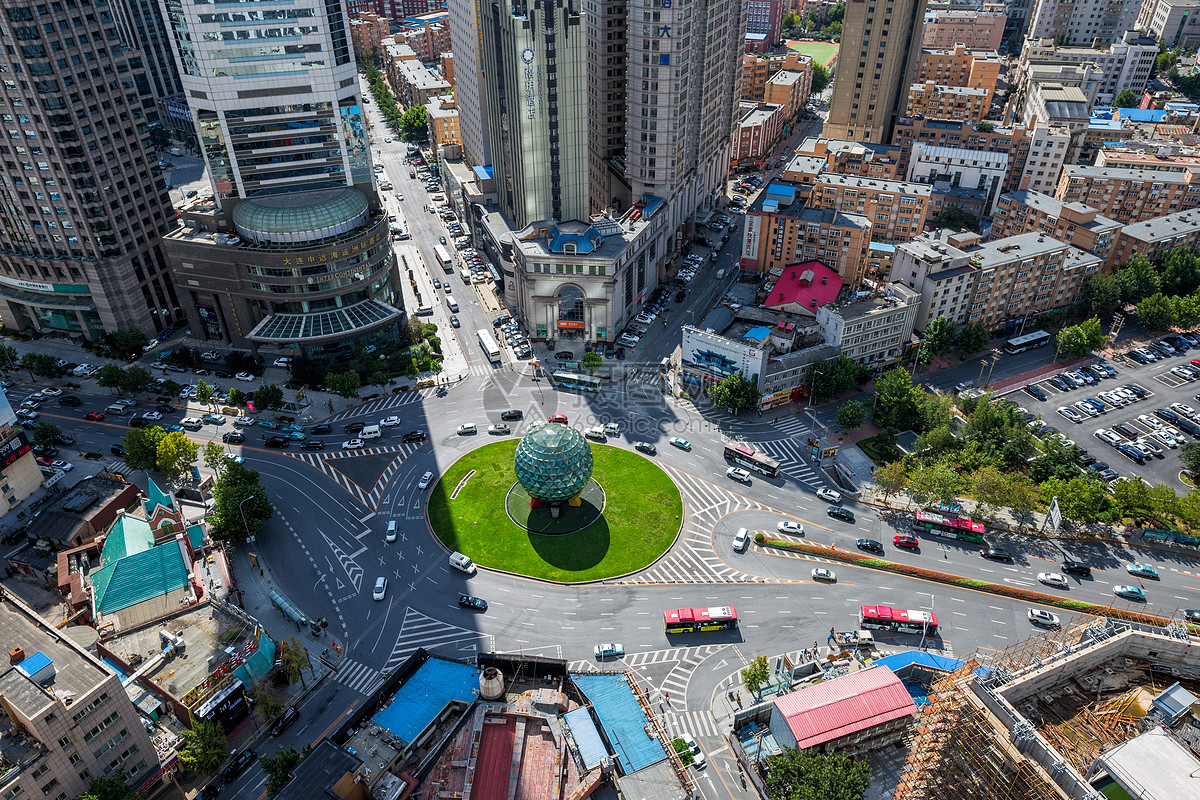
[815,281,921,366]
[0,594,160,800]
[920,10,1007,50]
[907,143,1008,215]
[810,174,932,242]
[893,117,1030,193]
[1027,0,1142,46]
[1095,147,1200,173]
[991,190,1121,261]
[350,12,391,62]
[741,52,814,115]
[393,17,452,63]
[914,46,1002,106]
[1110,207,1200,264]
[741,206,874,287]
[796,137,905,179]
[1020,32,1158,104]
[1138,0,1200,49]
[425,95,461,147]
[391,55,453,108]
[1055,165,1200,224]
[735,104,788,166]
[906,82,991,122]
[742,55,774,102]
[1017,63,1103,111]
[890,229,977,330]
[1023,83,1090,165]
[746,0,785,53]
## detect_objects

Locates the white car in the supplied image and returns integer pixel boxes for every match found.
[732,528,750,552]
[811,567,836,582]
[418,471,434,489]
[777,520,804,535]
[726,467,751,483]
[41,387,62,397]
[1028,608,1060,627]
[1136,414,1162,430]
[1150,430,1179,448]
[142,411,163,421]
[1073,400,1099,417]
[1172,366,1196,381]
[372,577,387,601]
[273,357,292,367]
[1057,406,1082,423]
[679,734,706,769]
[235,372,255,382]
[1037,572,1068,589]
[816,487,842,504]
[386,520,397,543]
[342,438,364,449]
[1171,402,1197,419]
[380,416,401,427]
[50,460,73,472]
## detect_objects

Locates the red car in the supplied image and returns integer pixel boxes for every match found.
[893,534,920,550]
[36,456,53,467]
[83,411,104,421]
[548,414,568,424]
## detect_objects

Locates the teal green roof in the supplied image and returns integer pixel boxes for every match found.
[143,475,174,517]
[186,524,205,551]
[232,188,369,243]
[92,546,189,614]
[101,515,155,564]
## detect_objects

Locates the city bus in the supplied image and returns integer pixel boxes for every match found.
[914,510,985,543]
[664,606,738,633]
[723,442,781,478]
[476,329,502,365]
[1003,330,1052,354]
[859,604,938,636]
[433,244,453,273]
[552,372,602,393]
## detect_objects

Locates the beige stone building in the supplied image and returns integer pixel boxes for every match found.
[810,174,932,242]
[906,82,991,122]
[425,95,461,147]
[991,190,1120,263]
[741,206,874,287]
[1110,207,1200,265]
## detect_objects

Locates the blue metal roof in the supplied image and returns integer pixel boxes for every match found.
[372,657,479,745]
[765,184,796,202]
[18,651,52,679]
[572,673,667,772]
[564,707,608,769]
[473,165,494,181]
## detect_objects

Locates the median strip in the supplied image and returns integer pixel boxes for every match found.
[756,535,1179,628]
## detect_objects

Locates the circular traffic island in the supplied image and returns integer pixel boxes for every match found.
[428,436,682,582]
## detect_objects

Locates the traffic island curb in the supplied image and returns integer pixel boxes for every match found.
[755,535,1188,629]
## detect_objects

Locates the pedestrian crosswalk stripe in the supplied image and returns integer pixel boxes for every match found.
[382,607,494,672]
[284,443,421,508]
[332,658,383,696]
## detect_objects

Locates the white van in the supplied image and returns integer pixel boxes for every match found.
[446,296,459,312]
[449,551,476,574]
[584,426,606,441]
[361,424,382,439]
[603,422,620,437]
[416,306,434,316]
[460,267,471,282]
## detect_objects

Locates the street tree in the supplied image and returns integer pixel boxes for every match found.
[580,351,603,373]
[909,458,961,506]
[763,746,872,800]
[1084,272,1122,319]
[252,384,284,411]
[202,441,227,475]
[208,462,274,543]
[97,364,126,393]
[259,747,304,796]
[280,637,312,688]
[872,368,921,431]
[970,466,1008,514]
[80,775,132,800]
[102,327,149,359]
[122,427,166,472]
[196,379,213,404]
[20,352,61,382]
[806,355,866,402]
[178,719,227,775]
[145,124,172,152]
[249,680,284,726]
[923,315,960,357]
[1181,441,1200,476]
[1174,293,1200,329]
[161,380,183,398]
[1136,292,1176,331]
[226,387,246,407]
[1113,88,1139,107]
[399,104,427,141]
[874,461,909,505]
[120,366,154,396]
[671,738,694,766]
[1117,253,1161,304]
[0,344,18,372]
[1039,476,1112,523]
[707,371,760,412]
[1056,317,1105,359]
[1004,474,1041,529]
[326,371,362,399]
[958,320,990,356]
[835,400,866,432]
[1160,247,1200,296]
[741,654,770,695]
[157,431,200,478]
[32,421,63,450]
[810,63,831,94]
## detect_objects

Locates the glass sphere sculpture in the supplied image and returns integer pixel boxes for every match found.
[513,424,594,503]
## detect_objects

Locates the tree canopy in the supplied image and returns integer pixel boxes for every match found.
[764,746,872,800]
[708,371,760,412]
[1113,88,1139,107]
[178,719,227,775]
[208,462,274,543]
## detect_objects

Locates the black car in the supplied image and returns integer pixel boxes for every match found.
[221,749,256,783]
[981,546,1013,562]
[1126,350,1149,364]
[827,506,854,522]
[1116,444,1145,464]
[343,421,364,434]
[1185,609,1200,623]
[458,594,488,611]
[635,442,657,455]
[270,706,299,736]
[55,434,75,446]
[1154,408,1181,423]
[1180,418,1200,438]
[1078,453,1097,467]
[311,423,332,435]
[402,430,427,443]
[110,443,125,456]
[1047,376,1071,391]
[1061,561,1091,577]
[264,435,289,448]
[32,446,58,458]
[302,439,325,450]
[1112,423,1140,440]
[856,538,884,553]
[57,395,81,407]
[129,417,149,428]
[195,787,220,800]
[500,409,523,421]
[222,431,245,443]
[1022,384,1048,401]
[156,404,175,413]
[554,351,575,361]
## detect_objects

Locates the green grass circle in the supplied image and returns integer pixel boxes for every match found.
[428,440,682,582]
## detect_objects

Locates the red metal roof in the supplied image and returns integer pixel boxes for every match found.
[773,667,916,749]
[763,260,843,311]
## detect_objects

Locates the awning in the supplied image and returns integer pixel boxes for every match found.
[245,298,403,344]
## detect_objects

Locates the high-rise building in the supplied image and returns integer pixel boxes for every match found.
[446,0,492,168]
[0,0,180,339]
[824,0,929,144]
[1027,0,1141,46]
[114,0,182,102]
[160,0,404,354]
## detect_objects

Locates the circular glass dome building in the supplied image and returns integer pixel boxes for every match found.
[232,187,369,245]
[513,424,594,503]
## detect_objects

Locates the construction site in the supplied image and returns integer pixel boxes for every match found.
[895,615,1200,800]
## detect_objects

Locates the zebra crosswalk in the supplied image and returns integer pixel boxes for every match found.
[323,386,442,423]
[381,606,495,673]
[286,443,421,507]
[756,437,825,486]
[661,708,726,739]
[331,657,385,696]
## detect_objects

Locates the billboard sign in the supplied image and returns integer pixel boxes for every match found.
[680,326,768,384]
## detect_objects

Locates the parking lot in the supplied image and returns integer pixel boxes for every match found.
[1008,337,1200,489]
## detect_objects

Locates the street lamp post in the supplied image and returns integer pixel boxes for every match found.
[238,494,255,544]
[920,594,935,651]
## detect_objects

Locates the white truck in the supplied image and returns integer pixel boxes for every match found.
[831,630,875,649]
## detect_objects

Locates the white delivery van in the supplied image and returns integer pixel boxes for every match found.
[446,296,459,312]
[361,424,382,439]
[449,551,476,574]
[584,426,606,441]
[603,422,620,437]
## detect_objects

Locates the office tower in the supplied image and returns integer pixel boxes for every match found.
[586,0,626,214]
[823,0,929,144]
[114,0,182,102]
[446,0,492,167]
[160,0,404,353]
[479,0,589,228]
[0,0,180,338]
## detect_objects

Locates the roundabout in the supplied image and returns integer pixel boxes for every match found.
[427,437,683,582]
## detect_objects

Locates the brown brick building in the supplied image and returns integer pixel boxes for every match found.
[350,13,391,63]
[991,190,1121,263]
[810,174,932,243]
[1054,164,1200,224]
[914,45,1002,107]
[906,82,991,122]
[741,206,874,286]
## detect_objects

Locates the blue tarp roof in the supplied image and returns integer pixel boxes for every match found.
[765,184,796,202]
[564,707,608,769]
[762,200,779,212]
[744,326,771,343]
[869,242,897,253]
[872,650,990,679]
[1121,108,1170,123]
[572,673,667,772]
[372,658,479,744]
[17,651,52,679]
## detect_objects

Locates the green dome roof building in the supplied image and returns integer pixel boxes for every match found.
[513,424,594,503]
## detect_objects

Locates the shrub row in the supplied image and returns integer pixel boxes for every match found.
[759,538,1175,628]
